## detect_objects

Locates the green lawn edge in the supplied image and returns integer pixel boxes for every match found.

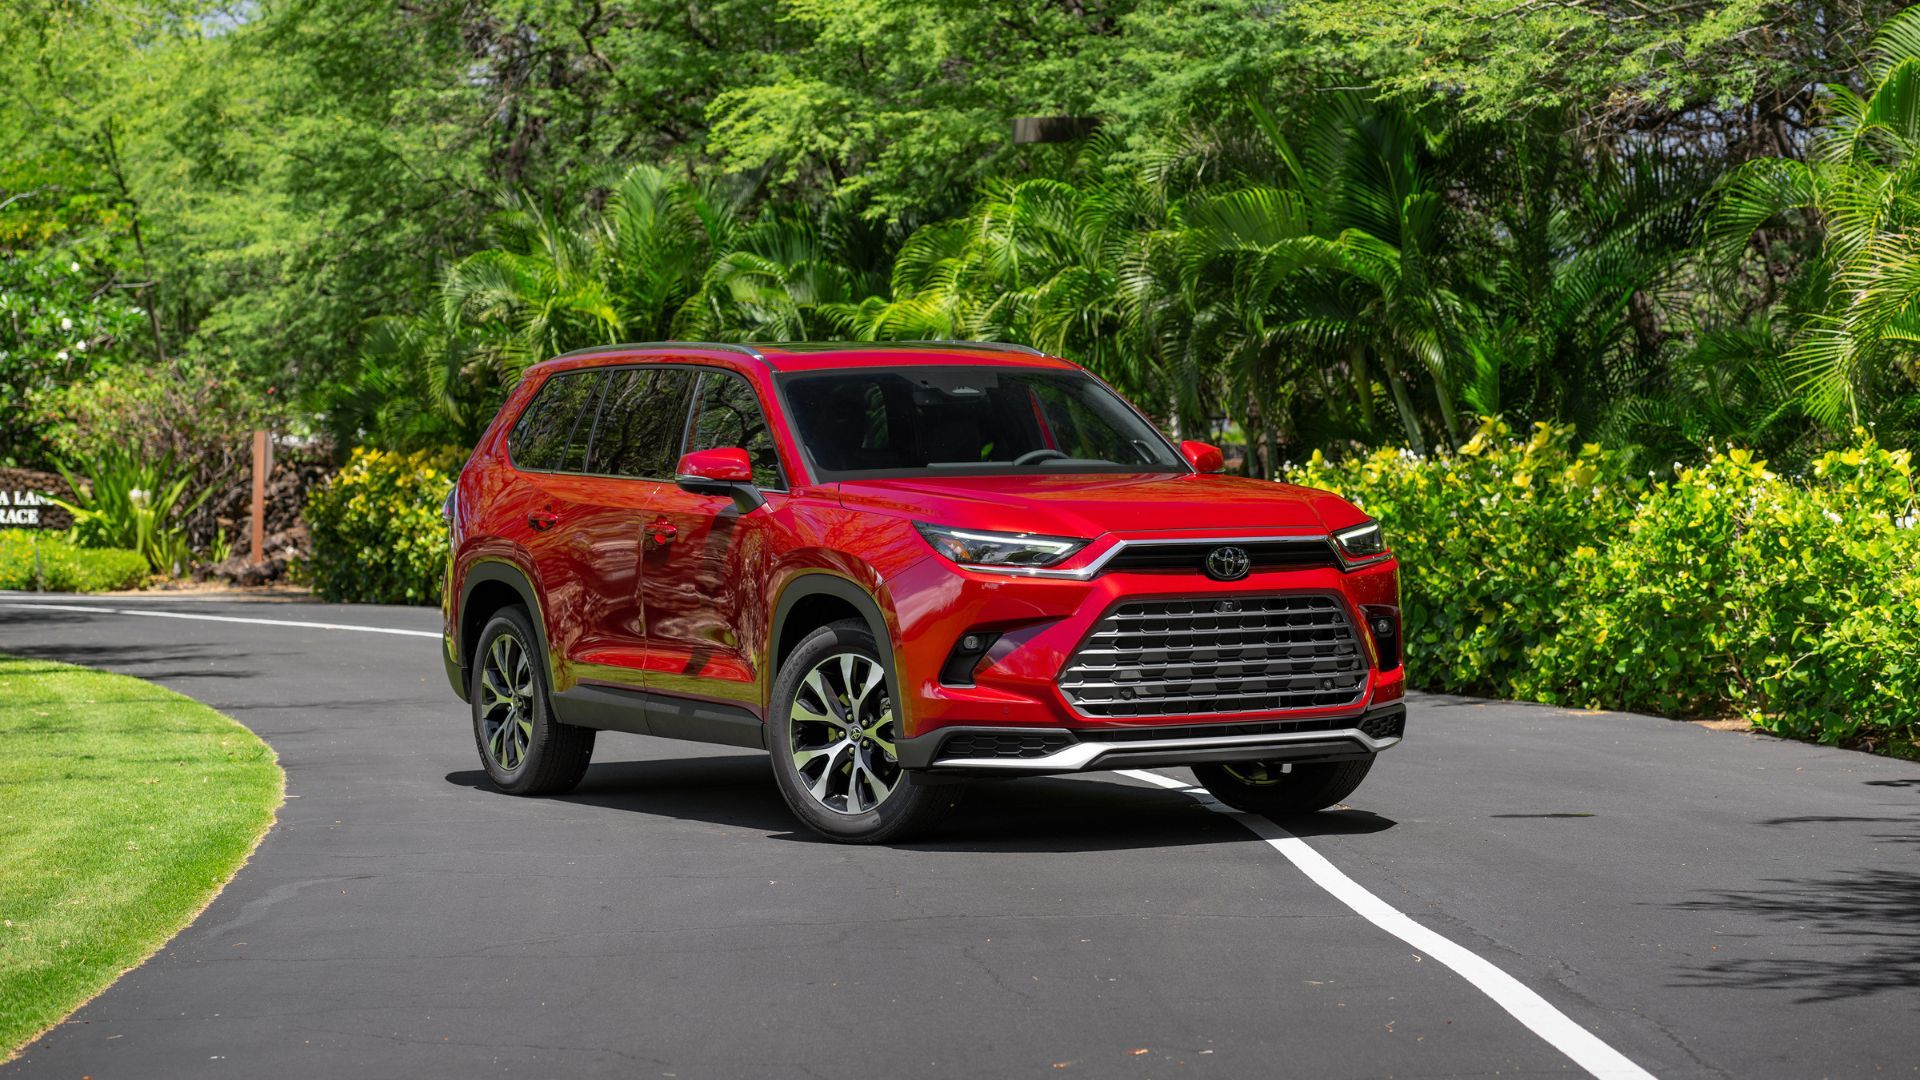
[0,653,284,1061]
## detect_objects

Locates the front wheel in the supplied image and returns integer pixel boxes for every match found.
[1192,758,1373,816]
[767,620,962,843]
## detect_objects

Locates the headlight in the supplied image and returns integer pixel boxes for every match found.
[1333,520,1388,564]
[914,522,1088,569]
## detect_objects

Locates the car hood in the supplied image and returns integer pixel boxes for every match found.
[834,472,1363,539]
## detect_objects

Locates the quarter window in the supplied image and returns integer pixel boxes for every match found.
[510,370,604,472]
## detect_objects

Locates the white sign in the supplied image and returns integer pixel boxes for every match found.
[0,489,52,527]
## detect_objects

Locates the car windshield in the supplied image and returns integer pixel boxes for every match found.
[782,366,1184,479]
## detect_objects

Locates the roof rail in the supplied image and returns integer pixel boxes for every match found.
[898,339,1045,356]
[551,341,770,363]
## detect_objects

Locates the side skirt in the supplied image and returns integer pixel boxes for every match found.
[551,683,765,750]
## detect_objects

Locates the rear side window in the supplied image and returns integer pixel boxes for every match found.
[587,367,696,479]
[686,372,784,489]
[510,370,604,472]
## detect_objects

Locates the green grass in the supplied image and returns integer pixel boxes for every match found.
[0,654,282,1060]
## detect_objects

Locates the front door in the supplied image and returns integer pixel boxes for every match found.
[638,369,786,715]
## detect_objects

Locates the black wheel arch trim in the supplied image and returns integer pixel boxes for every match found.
[768,571,902,727]
[451,559,556,703]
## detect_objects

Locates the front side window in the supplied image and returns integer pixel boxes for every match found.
[588,367,696,479]
[686,372,783,488]
[781,367,1182,479]
[510,370,605,472]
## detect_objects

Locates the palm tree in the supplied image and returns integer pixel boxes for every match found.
[1177,97,1467,458]
[677,199,892,341]
[1705,8,1920,429]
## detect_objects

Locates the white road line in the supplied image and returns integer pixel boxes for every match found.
[0,602,441,639]
[1117,768,1657,1080]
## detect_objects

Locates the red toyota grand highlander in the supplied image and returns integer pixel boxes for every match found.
[442,341,1404,842]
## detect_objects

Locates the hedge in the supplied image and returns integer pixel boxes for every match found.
[303,447,461,605]
[1293,420,1920,756]
[0,531,149,592]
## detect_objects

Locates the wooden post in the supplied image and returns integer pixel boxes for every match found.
[250,430,268,566]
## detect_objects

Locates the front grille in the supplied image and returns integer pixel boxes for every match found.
[1101,538,1339,575]
[1088,716,1346,742]
[935,731,1075,761]
[1058,595,1369,718]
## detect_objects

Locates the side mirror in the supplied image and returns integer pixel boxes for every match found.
[1180,440,1225,474]
[674,447,763,511]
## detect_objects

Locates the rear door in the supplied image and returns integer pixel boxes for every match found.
[503,367,609,688]
[565,365,698,688]
[637,369,786,715]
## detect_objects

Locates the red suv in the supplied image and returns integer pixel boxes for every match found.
[442,342,1405,842]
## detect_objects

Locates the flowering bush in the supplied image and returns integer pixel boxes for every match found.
[1519,437,1920,752]
[303,448,461,604]
[1290,419,1643,696]
[1297,423,1920,755]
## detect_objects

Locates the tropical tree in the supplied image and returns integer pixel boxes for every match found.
[1705,9,1920,431]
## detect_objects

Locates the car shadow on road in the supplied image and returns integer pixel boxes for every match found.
[444,757,1397,853]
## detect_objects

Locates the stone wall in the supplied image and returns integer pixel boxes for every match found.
[0,468,76,531]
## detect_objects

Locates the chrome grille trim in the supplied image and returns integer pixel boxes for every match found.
[1058,594,1369,718]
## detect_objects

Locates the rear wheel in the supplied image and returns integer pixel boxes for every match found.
[767,620,961,843]
[470,605,595,795]
[1192,758,1373,815]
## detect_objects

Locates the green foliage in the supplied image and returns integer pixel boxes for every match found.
[1290,419,1643,695]
[1286,0,1905,134]
[0,155,152,466]
[0,531,148,592]
[1307,424,1920,753]
[1701,11,1920,434]
[51,447,207,574]
[303,447,459,604]
[1520,437,1920,752]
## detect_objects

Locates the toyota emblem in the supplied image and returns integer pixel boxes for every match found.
[1205,545,1251,581]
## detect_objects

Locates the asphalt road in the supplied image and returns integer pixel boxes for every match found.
[2,594,1916,1079]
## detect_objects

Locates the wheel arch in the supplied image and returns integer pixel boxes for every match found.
[768,571,900,718]
[456,559,556,700]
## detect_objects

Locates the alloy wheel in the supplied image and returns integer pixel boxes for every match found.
[788,651,900,814]
[479,632,535,771]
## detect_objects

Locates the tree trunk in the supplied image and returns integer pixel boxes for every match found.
[1380,353,1427,456]
[1349,345,1375,435]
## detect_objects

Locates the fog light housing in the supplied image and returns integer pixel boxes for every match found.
[939,630,1001,686]
[1361,605,1401,671]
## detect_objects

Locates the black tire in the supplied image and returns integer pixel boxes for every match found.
[767,619,962,843]
[470,605,595,795]
[1192,758,1373,816]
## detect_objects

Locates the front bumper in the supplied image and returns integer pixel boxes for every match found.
[895,701,1406,776]
[881,536,1404,769]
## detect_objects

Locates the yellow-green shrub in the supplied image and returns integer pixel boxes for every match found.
[1298,423,1920,753]
[303,448,460,605]
[1290,419,1643,696]
[1519,438,1920,750]
[0,530,148,592]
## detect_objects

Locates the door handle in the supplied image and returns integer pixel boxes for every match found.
[648,519,678,545]
[527,510,559,531]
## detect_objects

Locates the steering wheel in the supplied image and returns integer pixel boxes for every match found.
[1013,448,1069,466]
